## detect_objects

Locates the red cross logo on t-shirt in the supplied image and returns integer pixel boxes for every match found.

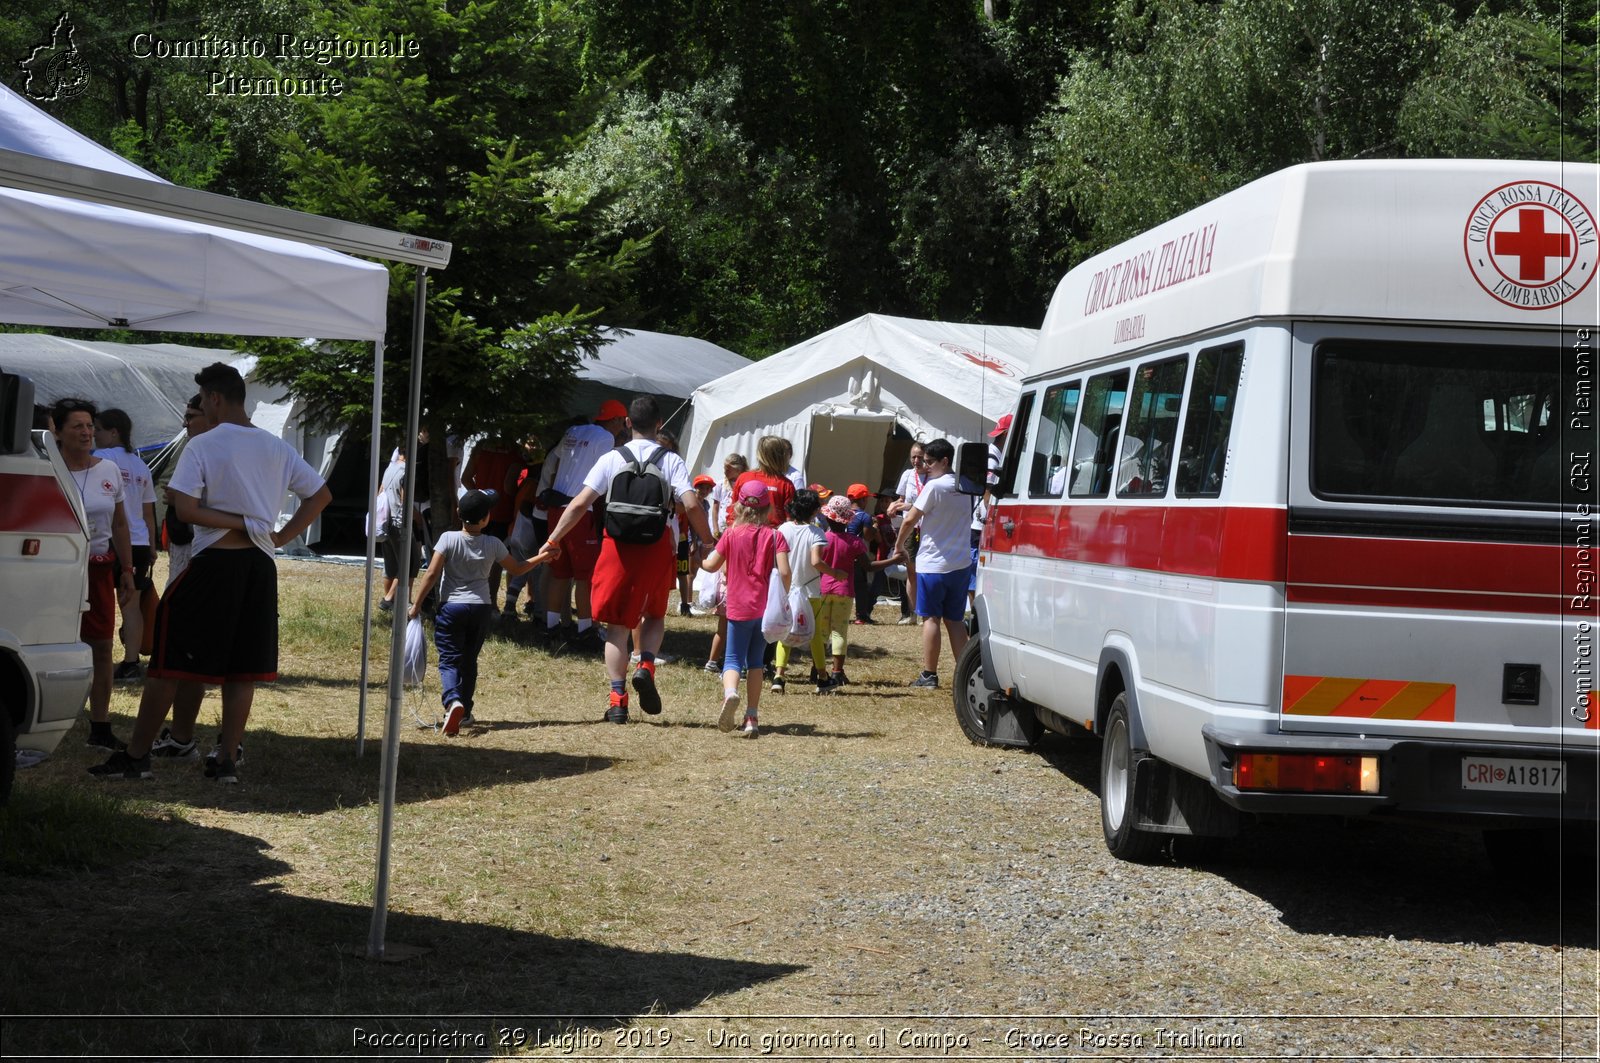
[1464,181,1597,310]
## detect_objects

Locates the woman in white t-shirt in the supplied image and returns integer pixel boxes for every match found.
[54,398,135,752]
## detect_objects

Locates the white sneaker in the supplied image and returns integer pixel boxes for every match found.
[741,715,759,738]
[717,690,741,733]
[897,615,916,625]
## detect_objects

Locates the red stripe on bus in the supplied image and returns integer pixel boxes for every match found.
[1287,534,1572,614]
[988,504,1287,582]
[0,472,81,534]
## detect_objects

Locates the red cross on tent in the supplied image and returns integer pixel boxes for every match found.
[1493,206,1572,282]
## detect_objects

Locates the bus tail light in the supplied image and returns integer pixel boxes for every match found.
[1233,753,1379,794]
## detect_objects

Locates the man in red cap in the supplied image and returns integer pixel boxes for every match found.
[534,399,628,651]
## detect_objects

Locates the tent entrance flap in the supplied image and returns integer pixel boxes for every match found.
[806,410,896,499]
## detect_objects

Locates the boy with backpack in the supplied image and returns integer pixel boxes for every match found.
[543,396,715,724]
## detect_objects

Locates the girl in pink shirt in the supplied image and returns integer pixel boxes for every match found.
[700,480,791,737]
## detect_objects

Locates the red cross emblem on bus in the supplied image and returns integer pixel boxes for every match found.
[1464,181,1597,310]
[1493,207,1572,281]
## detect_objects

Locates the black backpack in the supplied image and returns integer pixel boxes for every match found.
[602,444,675,544]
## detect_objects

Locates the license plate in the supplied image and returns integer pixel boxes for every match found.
[1461,757,1566,793]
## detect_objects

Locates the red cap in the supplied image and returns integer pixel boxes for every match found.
[988,413,1012,438]
[595,399,629,422]
[692,474,715,489]
[807,482,833,501]
[845,483,871,500]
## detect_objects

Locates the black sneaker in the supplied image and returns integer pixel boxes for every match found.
[204,742,245,776]
[88,750,152,780]
[770,676,786,693]
[113,661,142,682]
[150,727,199,760]
[831,671,850,687]
[632,666,662,715]
[603,695,629,724]
[814,676,836,695]
[211,758,239,784]
[85,728,127,752]
[567,626,606,654]
[909,672,940,689]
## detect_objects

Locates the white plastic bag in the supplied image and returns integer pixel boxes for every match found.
[761,568,793,644]
[693,566,724,610]
[367,490,390,541]
[783,584,815,647]
[403,616,428,688]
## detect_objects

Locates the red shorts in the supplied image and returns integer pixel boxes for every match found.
[591,534,675,627]
[548,507,599,580]
[81,557,116,642]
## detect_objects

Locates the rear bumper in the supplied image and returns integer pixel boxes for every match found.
[1202,725,1599,824]
[11,642,92,754]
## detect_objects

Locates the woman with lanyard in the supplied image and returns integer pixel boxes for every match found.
[886,442,927,623]
[55,397,136,753]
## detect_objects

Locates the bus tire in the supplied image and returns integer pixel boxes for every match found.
[952,637,994,746]
[1100,693,1163,862]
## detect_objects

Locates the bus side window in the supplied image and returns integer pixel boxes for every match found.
[995,390,1035,499]
[1176,342,1243,497]
[1068,370,1129,498]
[1029,380,1081,498]
[1117,355,1188,497]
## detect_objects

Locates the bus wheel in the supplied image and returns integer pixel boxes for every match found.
[1100,693,1163,862]
[952,637,994,746]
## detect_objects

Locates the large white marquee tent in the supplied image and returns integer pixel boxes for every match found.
[683,314,1037,496]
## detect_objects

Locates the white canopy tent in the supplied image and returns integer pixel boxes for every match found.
[0,82,445,959]
[0,86,390,340]
[683,314,1037,495]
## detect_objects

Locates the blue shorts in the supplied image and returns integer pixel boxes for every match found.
[722,616,768,673]
[916,567,969,622]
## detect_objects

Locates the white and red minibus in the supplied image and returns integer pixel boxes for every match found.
[961,160,1599,864]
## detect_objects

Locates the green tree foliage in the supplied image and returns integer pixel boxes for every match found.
[1036,0,1447,252]
[1398,7,1596,162]
[559,0,1101,351]
[252,0,646,513]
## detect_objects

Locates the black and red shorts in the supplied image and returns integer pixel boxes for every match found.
[148,546,280,683]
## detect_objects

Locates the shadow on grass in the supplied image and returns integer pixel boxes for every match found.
[93,731,615,816]
[0,810,804,1060]
[1033,733,1599,947]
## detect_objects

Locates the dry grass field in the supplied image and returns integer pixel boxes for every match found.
[2,557,1597,1061]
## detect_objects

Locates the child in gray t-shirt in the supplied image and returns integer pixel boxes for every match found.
[410,490,552,735]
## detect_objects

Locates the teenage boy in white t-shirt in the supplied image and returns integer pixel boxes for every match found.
[544,396,715,724]
[91,362,332,783]
[890,438,973,690]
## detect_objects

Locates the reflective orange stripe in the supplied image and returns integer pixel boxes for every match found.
[1284,675,1456,722]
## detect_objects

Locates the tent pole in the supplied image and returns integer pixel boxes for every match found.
[368,267,428,960]
[356,339,385,758]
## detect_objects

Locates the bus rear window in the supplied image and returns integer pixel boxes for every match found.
[1312,340,1560,506]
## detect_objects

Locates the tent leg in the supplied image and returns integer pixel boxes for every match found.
[356,339,384,758]
[368,267,428,961]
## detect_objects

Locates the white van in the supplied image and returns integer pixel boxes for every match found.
[961,160,1599,864]
[0,369,93,801]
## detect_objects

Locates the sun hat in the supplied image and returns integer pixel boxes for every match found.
[822,495,856,523]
